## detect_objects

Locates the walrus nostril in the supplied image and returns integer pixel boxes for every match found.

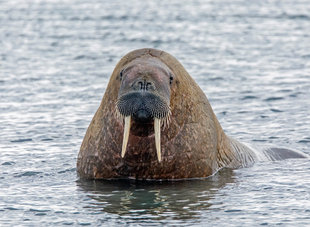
[134,79,154,91]
[133,109,152,123]
[138,81,143,90]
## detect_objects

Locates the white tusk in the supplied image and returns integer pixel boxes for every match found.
[121,116,131,158]
[154,118,162,162]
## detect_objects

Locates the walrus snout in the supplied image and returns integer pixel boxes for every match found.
[133,109,152,123]
[116,91,171,162]
[116,91,170,120]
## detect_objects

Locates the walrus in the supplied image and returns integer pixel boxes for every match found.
[77,48,308,180]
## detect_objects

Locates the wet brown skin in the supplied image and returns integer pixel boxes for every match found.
[77,48,257,180]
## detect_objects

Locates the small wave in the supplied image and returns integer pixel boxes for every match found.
[284,14,310,20]
[263,97,284,102]
[224,209,242,213]
[241,95,258,100]
[231,13,310,21]
[10,138,32,143]
[298,138,310,143]
[73,55,97,60]
[15,171,42,177]
[251,139,268,142]
[209,76,224,81]
[68,16,94,21]
[302,54,310,59]
[58,168,76,174]
[41,138,53,141]
[2,161,15,166]
[5,207,20,211]
[270,108,283,113]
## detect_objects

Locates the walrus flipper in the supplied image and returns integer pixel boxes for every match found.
[262,147,309,161]
[226,139,309,168]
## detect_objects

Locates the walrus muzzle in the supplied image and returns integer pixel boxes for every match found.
[116,91,171,162]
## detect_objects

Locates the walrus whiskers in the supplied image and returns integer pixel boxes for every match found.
[162,108,171,130]
[114,104,124,122]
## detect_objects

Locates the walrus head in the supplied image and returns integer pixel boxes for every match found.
[116,57,173,162]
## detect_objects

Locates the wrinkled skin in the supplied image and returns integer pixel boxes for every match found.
[77,48,259,180]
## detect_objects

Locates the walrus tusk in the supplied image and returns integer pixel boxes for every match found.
[154,118,161,162]
[121,116,131,158]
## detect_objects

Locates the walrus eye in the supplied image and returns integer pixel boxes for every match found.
[169,74,174,85]
[119,69,124,81]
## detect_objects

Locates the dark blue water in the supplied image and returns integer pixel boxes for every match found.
[1,0,310,226]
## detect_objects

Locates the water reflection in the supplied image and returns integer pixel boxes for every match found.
[77,169,235,221]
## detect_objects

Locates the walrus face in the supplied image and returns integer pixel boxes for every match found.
[116,57,173,162]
